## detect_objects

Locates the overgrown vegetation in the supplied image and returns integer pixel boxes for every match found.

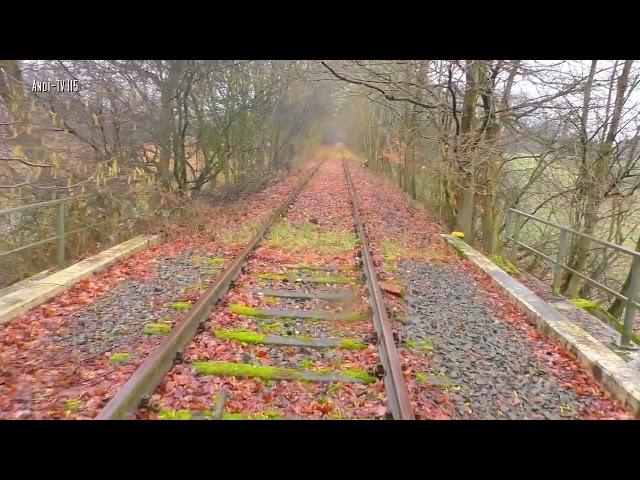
[266,222,357,254]
[0,60,334,288]
[325,60,640,322]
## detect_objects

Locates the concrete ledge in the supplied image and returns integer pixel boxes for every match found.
[442,234,640,418]
[0,269,52,298]
[0,234,163,325]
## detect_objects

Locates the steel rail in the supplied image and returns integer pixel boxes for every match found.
[97,162,323,420]
[343,161,415,420]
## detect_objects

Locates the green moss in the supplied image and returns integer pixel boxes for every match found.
[256,273,358,284]
[63,398,82,412]
[157,407,282,420]
[337,339,366,350]
[228,303,271,318]
[327,382,341,395]
[169,301,193,312]
[286,263,356,271]
[109,352,131,364]
[256,273,289,281]
[193,361,374,384]
[158,408,196,420]
[222,412,250,420]
[207,257,225,267]
[143,322,172,335]
[222,411,282,420]
[393,313,407,324]
[214,329,265,344]
[300,358,314,370]
[406,338,434,353]
[416,372,428,384]
[312,275,358,285]
[264,296,279,306]
[489,254,520,276]
[382,238,407,262]
[341,310,366,322]
[570,298,600,312]
[342,368,375,384]
[193,361,288,380]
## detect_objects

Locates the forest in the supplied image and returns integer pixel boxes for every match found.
[2,60,638,321]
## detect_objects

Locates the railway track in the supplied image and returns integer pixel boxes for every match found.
[98,159,414,420]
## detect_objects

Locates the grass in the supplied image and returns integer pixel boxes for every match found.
[266,221,357,254]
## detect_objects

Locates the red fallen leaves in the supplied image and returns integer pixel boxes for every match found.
[138,159,387,419]
[0,168,313,420]
[347,161,633,420]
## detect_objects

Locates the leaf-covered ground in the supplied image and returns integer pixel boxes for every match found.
[346,160,631,420]
[2,150,633,420]
[139,159,388,420]
[0,166,312,419]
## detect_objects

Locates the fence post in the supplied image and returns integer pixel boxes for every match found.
[620,255,640,349]
[55,201,65,267]
[510,214,522,261]
[553,230,569,293]
[504,209,513,245]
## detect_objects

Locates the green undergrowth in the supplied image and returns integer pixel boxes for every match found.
[109,352,131,364]
[571,298,640,346]
[256,272,358,284]
[228,304,272,319]
[263,296,279,306]
[214,329,366,350]
[489,254,520,276]
[192,361,375,384]
[169,301,193,312]
[215,329,265,344]
[285,263,357,271]
[229,303,365,322]
[266,222,357,254]
[157,408,282,420]
[207,257,225,267]
[144,322,172,335]
[220,223,259,247]
[382,238,445,263]
[337,339,366,350]
[406,338,434,353]
[63,398,82,412]
[381,238,407,262]
[571,298,619,324]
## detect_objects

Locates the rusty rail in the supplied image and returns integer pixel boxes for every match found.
[343,161,415,420]
[97,162,322,419]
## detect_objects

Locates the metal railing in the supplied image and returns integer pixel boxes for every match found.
[504,208,640,349]
[0,195,91,268]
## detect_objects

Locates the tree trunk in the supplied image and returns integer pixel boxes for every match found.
[158,61,183,188]
[609,234,640,318]
[455,60,481,236]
